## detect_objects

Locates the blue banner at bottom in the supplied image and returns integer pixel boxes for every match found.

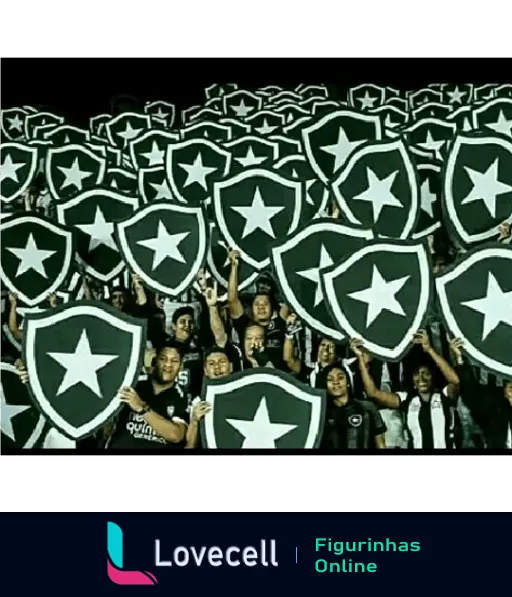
[0,513,508,595]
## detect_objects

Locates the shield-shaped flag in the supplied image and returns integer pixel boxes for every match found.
[33,123,57,141]
[331,138,420,239]
[274,103,310,124]
[105,112,151,150]
[206,222,259,293]
[115,201,208,297]
[245,110,285,136]
[137,166,177,203]
[190,107,222,124]
[443,84,473,106]
[89,114,111,137]
[273,153,329,222]
[181,121,232,143]
[222,90,263,118]
[205,83,238,101]
[144,100,176,128]
[213,168,302,270]
[257,85,284,97]
[311,100,346,118]
[166,138,232,205]
[271,219,374,341]
[24,112,64,140]
[0,142,39,203]
[412,102,452,122]
[1,107,28,142]
[404,117,456,162]
[435,244,512,377]
[442,133,512,248]
[1,361,46,450]
[385,96,409,112]
[267,90,303,107]
[446,105,475,132]
[0,214,74,306]
[22,301,147,440]
[46,144,106,202]
[201,368,326,449]
[472,98,512,138]
[321,239,432,361]
[370,104,408,131]
[473,84,496,103]
[128,130,180,170]
[224,135,278,174]
[56,188,139,282]
[218,117,251,138]
[181,105,202,125]
[302,109,383,184]
[348,84,385,110]
[297,84,329,100]
[44,125,90,145]
[408,88,443,110]
[283,115,314,141]
[268,135,301,159]
[104,167,138,194]
[494,84,512,99]
[412,163,442,239]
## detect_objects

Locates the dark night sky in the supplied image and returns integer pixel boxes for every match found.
[0,57,480,124]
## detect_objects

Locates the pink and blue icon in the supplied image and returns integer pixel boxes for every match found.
[107,521,158,585]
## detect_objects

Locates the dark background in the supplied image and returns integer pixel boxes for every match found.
[0,512,509,595]
[3,58,512,126]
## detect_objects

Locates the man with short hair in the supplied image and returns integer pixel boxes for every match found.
[108,342,189,450]
[185,345,237,449]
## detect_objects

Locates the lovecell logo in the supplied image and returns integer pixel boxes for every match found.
[107,522,158,586]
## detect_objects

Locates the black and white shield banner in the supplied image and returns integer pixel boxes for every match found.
[181,121,232,144]
[271,219,373,341]
[302,109,383,184]
[224,135,278,174]
[1,361,46,449]
[443,133,512,247]
[408,88,442,110]
[24,111,64,140]
[222,90,263,118]
[1,108,28,142]
[443,84,473,107]
[213,168,302,270]
[56,189,139,282]
[435,245,512,378]
[115,202,208,297]
[137,166,176,203]
[404,118,456,162]
[246,110,285,136]
[144,100,176,128]
[348,84,385,110]
[321,240,432,361]
[201,369,326,449]
[105,112,151,150]
[412,163,442,239]
[472,98,512,138]
[1,142,39,203]
[46,144,106,202]
[128,130,180,170]
[166,138,232,204]
[22,301,147,440]
[331,138,420,239]
[44,125,90,146]
[0,214,74,306]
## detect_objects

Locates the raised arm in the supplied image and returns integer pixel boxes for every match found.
[7,293,23,342]
[413,329,460,398]
[349,338,400,409]
[282,313,302,375]
[203,281,228,348]
[227,249,244,319]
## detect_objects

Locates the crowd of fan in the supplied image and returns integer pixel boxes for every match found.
[5,192,512,449]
